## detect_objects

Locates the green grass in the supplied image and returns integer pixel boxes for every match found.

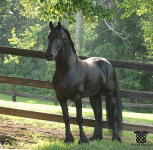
[33,140,153,150]
[1,99,153,125]
[0,95,153,149]
[0,93,54,105]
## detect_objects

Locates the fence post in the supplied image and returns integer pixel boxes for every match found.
[12,84,16,102]
[54,97,58,105]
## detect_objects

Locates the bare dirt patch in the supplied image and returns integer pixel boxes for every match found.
[0,116,112,149]
[0,116,66,149]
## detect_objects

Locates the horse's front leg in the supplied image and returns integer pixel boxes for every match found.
[58,99,74,143]
[74,97,88,144]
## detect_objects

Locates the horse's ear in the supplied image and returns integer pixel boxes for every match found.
[57,21,61,30]
[49,21,54,30]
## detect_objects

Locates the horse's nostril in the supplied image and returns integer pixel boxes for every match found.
[46,57,51,61]
[45,53,53,61]
[45,52,51,57]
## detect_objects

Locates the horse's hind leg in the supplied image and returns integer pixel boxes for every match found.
[105,92,121,142]
[89,92,103,141]
[58,98,74,143]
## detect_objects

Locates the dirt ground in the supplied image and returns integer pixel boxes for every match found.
[0,116,100,149]
[0,116,114,149]
[0,116,67,149]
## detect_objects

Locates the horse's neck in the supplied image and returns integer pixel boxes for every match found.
[55,44,77,73]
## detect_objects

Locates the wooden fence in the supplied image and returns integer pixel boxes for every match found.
[0,84,58,105]
[0,45,153,134]
[0,84,152,109]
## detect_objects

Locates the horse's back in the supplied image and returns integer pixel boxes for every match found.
[82,57,114,90]
[83,57,113,77]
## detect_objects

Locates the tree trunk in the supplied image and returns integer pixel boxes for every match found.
[12,84,16,102]
[74,11,85,53]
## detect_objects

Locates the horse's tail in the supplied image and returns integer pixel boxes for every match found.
[106,69,122,131]
[113,69,122,130]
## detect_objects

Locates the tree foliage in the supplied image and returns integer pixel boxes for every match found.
[0,0,153,99]
[116,0,153,51]
[20,0,111,23]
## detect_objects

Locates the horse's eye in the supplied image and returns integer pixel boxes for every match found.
[62,35,65,39]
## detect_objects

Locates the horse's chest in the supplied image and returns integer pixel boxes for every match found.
[54,79,74,91]
[52,72,82,97]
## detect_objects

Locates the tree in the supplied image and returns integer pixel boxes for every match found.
[19,0,111,23]
[74,11,86,55]
[0,0,55,96]
[115,0,153,92]
[116,0,153,51]
[1,0,152,98]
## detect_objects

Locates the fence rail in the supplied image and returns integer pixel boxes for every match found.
[0,88,152,109]
[0,45,153,134]
[1,46,153,71]
[0,90,55,101]
[0,75,52,89]
[0,75,153,101]
[1,107,153,134]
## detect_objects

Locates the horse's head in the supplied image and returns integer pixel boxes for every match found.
[45,21,67,61]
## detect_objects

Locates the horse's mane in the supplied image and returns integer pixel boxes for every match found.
[62,28,76,54]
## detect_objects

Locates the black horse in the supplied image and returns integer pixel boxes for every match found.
[45,21,122,144]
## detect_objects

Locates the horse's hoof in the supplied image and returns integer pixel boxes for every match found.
[64,135,74,143]
[79,137,89,144]
[112,135,121,142]
[89,135,103,141]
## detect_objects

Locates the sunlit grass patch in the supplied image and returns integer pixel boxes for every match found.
[0,94,54,105]
[33,139,71,150]
[33,139,153,150]
[0,100,153,126]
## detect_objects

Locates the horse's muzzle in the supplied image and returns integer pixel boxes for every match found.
[45,53,53,61]
[45,53,57,61]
